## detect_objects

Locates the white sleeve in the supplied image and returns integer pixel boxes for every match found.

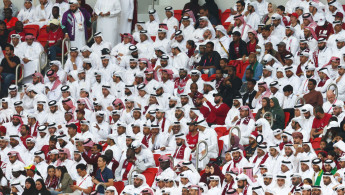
[110,0,121,17]
[128,0,134,20]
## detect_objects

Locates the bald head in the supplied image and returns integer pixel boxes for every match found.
[327,90,335,103]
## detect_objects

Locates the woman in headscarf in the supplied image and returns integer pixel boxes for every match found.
[255,97,271,120]
[45,166,58,191]
[23,178,37,195]
[252,82,271,112]
[183,0,200,19]
[270,97,285,130]
[36,179,51,195]
[50,166,73,194]
[203,0,220,24]
[199,163,225,186]
[261,3,276,25]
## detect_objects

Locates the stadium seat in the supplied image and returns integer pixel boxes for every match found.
[221,9,231,25]
[142,167,159,186]
[153,154,161,167]
[214,127,228,138]
[37,26,49,46]
[113,181,125,194]
[151,36,156,42]
[284,112,290,128]
[24,24,40,38]
[174,10,183,21]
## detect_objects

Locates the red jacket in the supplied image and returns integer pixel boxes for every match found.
[206,101,230,125]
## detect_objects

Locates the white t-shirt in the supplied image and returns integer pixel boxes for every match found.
[75,174,93,194]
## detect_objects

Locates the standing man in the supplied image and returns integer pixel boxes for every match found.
[94,0,121,46]
[118,0,134,34]
[0,44,20,98]
[62,0,91,50]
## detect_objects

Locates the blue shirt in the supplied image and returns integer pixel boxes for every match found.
[95,167,114,193]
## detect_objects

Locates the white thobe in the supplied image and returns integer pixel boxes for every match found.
[282,36,299,56]
[17,7,36,24]
[119,0,134,34]
[34,2,53,24]
[145,21,159,36]
[20,42,43,77]
[95,0,122,46]
[172,52,189,70]
[163,16,179,31]
[215,36,231,59]
[53,2,69,16]
[70,9,86,49]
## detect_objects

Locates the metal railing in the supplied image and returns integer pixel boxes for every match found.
[229,126,241,148]
[263,112,274,127]
[61,38,71,69]
[15,64,24,85]
[39,51,48,72]
[295,97,306,107]
[327,83,338,99]
[128,169,140,185]
[195,140,208,170]
[94,182,107,192]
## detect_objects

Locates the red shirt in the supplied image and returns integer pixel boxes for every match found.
[247,41,257,54]
[206,101,230,125]
[315,23,334,39]
[4,17,18,29]
[186,132,199,149]
[312,113,332,138]
[47,28,63,47]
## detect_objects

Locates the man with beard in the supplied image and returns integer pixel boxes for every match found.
[298,65,319,95]
[334,64,345,101]
[61,0,91,49]
[174,107,188,130]
[172,133,191,165]
[5,151,25,180]
[313,37,332,68]
[202,93,229,125]
[174,68,190,95]
[3,115,22,135]
[236,174,252,194]
[303,79,323,107]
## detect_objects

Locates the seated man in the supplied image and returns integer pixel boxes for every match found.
[45,19,63,61]
[19,33,43,83]
[3,8,18,31]
[0,44,20,98]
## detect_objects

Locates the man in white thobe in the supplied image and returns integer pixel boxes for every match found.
[94,0,121,47]
[118,0,134,34]
[19,34,43,83]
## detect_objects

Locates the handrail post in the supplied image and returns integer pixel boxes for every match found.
[94,182,107,192]
[229,126,241,149]
[128,169,139,185]
[195,140,208,170]
[61,38,71,70]
[263,112,274,127]
[327,83,338,100]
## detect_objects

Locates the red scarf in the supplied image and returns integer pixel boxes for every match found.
[51,78,62,91]
[313,50,319,67]
[243,184,249,195]
[317,77,329,87]
[173,144,187,159]
[30,121,39,137]
[174,76,190,94]
[253,153,269,166]
[222,180,234,195]
[142,134,152,148]
[122,160,134,180]
[161,117,166,132]
[233,156,243,168]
